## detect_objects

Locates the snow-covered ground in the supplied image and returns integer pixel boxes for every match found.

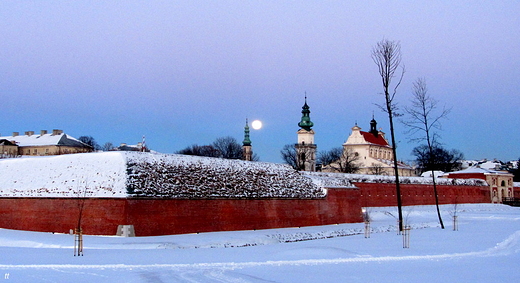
[1,203,519,282]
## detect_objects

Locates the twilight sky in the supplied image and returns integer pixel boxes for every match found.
[1,1,519,164]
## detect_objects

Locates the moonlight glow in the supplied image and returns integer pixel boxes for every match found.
[251,120,262,130]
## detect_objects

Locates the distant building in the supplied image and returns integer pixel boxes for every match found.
[115,142,149,152]
[475,159,507,171]
[460,160,479,169]
[0,139,18,157]
[447,167,514,203]
[340,118,414,176]
[0,129,93,156]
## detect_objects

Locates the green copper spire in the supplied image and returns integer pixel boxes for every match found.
[298,95,314,131]
[243,118,252,146]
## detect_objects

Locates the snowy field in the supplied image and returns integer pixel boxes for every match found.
[0,203,519,282]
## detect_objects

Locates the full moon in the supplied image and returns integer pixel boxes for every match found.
[251,120,262,130]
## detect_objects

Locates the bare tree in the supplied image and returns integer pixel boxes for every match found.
[336,148,361,173]
[212,136,243,159]
[281,144,314,171]
[281,144,298,170]
[317,147,341,167]
[178,137,259,161]
[102,142,115,151]
[78,136,100,151]
[319,147,360,173]
[403,78,451,229]
[74,181,89,256]
[369,162,387,175]
[412,145,463,173]
[372,38,405,231]
[177,144,220,157]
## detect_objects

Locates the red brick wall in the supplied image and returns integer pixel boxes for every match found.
[0,184,492,236]
[354,182,490,207]
[0,188,363,236]
[0,198,127,235]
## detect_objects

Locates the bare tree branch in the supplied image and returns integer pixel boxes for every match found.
[319,147,361,173]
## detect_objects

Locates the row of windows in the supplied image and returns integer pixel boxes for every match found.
[22,148,51,155]
[369,147,392,160]
[492,177,513,187]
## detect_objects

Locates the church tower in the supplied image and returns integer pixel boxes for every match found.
[369,115,379,137]
[295,96,316,171]
[242,118,252,161]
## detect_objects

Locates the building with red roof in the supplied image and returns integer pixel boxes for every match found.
[330,118,414,176]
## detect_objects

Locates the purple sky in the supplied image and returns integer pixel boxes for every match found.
[1,1,519,164]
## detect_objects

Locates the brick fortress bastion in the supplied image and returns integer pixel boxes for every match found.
[0,152,490,236]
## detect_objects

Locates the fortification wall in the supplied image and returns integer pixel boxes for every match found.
[354,183,490,207]
[0,188,362,236]
[0,184,493,236]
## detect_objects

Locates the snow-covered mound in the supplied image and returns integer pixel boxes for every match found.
[0,152,326,198]
[0,152,128,197]
[125,152,325,198]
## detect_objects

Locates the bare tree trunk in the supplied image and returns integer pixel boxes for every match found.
[372,39,405,232]
[74,182,88,256]
[426,120,445,229]
[430,168,445,229]
[403,78,451,229]
[387,106,404,232]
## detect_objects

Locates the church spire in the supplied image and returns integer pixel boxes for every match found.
[298,94,314,131]
[369,115,379,137]
[242,118,252,161]
[242,118,251,146]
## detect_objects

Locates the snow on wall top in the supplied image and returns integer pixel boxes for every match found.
[304,171,488,186]
[301,172,357,188]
